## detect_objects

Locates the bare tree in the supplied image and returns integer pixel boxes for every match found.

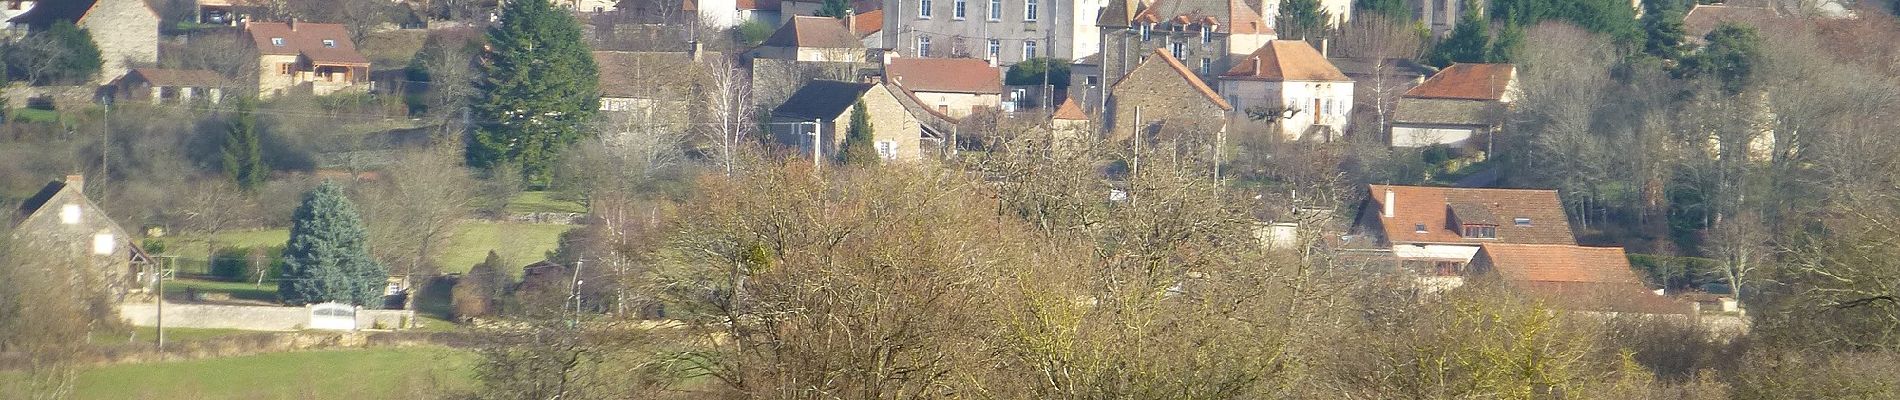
[362,146,479,292]
[177,178,259,277]
[701,57,752,177]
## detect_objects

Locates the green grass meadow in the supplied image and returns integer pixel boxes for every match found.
[66,347,476,399]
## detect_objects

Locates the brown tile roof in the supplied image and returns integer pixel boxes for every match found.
[1052,98,1088,120]
[244,21,369,65]
[1364,184,1575,245]
[1221,40,1349,82]
[123,68,228,87]
[852,9,882,37]
[1475,244,1694,315]
[886,58,1002,94]
[1682,5,1780,40]
[1123,0,1270,34]
[1114,48,1231,111]
[592,51,698,98]
[762,16,863,49]
[1404,63,1514,101]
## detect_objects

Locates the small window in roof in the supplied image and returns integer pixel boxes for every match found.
[322,39,336,48]
[271,37,285,46]
[1414,224,1427,233]
[1514,217,1532,226]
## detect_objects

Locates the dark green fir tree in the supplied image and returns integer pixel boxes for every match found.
[279,181,387,307]
[221,100,266,191]
[467,0,599,188]
[840,99,880,166]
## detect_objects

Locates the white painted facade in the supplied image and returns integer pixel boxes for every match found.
[1391,125,1476,148]
[1219,79,1354,141]
[910,91,1000,118]
[697,0,739,28]
[1068,0,1106,60]
[1388,243,1481,262]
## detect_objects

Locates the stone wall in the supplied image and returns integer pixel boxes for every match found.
[79,0,161,83]
[121,303,416,331]
[1105,55,1228,141]
[856,84,923,161]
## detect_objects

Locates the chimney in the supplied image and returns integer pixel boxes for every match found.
[1252,56,1261,75]
[846,10,856,34]
[1320,38,1329,58]
[687,40,702,62]
[1382,189,1394,218]
[64,174,84,192]
[288,18,298,31]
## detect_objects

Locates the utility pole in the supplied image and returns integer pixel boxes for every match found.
[156,255,169,357]
[569,259,584,327]
[810,118,823,171]
[1132,106,1141,175]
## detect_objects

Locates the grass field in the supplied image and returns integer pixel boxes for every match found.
[158,221,569,277]
[65,347,476,399]
[504,191,588,214]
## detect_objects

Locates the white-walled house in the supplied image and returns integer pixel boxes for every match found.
[1389,63,1515,150]
[885,57,1003,118]
[750,16,872,62]
[1256,0,1352,28]
[1217,40,1352,142]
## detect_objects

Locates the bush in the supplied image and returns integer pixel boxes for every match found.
[1004,58,1071,90]
[735,20,773,47]
[210,246,284,282]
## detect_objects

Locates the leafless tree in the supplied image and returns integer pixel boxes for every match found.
[361,146,479,290]
[701,57,752,177]
[177,178,259,276]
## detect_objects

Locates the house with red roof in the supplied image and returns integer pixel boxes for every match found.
[110,68,232,105]
[1106,49,1233,142]
[1218,40,1353,142]
[1468,244,1694,316]
[1350,184,1575,283]
[1389,62,1516,150]
[243,20,371,98]
[7,0,159,83]
[885,57,1002,118]
[751,15,871,62]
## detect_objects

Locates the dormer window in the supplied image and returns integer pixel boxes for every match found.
[1200,26,1211,43]
[1139,23,1152,41]
[1513,217,1531,226]
[1414,224,1427,233]
[271,37,285,46]
[322,39,336,48]
[1462,224,1497,239]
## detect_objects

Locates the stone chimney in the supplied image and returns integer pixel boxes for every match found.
[1320,38,1329,58]
[845,10,857,34]
[65,174,84,192]
[1382,189,1394,218]
[289,18,298,31]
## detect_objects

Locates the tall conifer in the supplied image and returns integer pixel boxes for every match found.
[279,182,387,307]
[467,0,600,187]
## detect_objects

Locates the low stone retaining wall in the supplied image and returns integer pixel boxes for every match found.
[120,302,414,331]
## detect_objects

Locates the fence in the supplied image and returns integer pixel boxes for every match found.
[120,303,414,331]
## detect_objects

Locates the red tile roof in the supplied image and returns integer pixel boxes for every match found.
[244,21,369,66]
[1475,244,1694,315]
[1404,63,1514,101]
[1125,0,1271,34]
[886,58,1002,94]
[1221,40,1349,82]
[852,9,883,37]
[1052,97,1088,120]
[1364,184,1575,245]
[761,16,863,49]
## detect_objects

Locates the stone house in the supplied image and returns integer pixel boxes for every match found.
[884,57,1002,118]
[1104,49,1232,142]
[243,20,372,99]
[878,0,1106,65]
[1390,62,1515,150]
[751,16,876,63]
[851,9,883,48]
[109,68,231,105]
[1467,243,1694,315]
[8,175,154,301]
[1097,0,1275,89]
[1217,40,1352,142]
[592,50,703,143]
[769,80,926,163]
[1348,184,1575,291]
[6,0,159,83]
[1051,97,1092,147]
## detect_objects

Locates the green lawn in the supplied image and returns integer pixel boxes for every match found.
[12,108,60,123]
[90,327,254,345]
[66,347,476,399]
[438,222,570,274]
[163,278,279,302]
[505,191,588,214]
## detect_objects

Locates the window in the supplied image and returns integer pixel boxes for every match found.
[1462,224,1497,239]
[1514,217,1532,226]
[271,37,285,46]
[1139,23,1152,41]
[1433,261,1462,276]
[60,204,81,224]
[1085,75,1100,86]
[279,63,294,75]
[92,233,115,255]
[1025,0,1038,21]
[1170,42,1185,60]
[1022,40,1037,59]
[322,39,336,48]
[954,0,966,19]
[988,0,1002,20]
[986,39,1001,62]
[1200,26,1211,44]
[876,140,898,160]
[919,0,932,18]
[1414,223,1427,233]
[917,36,932,56]
[1199,58,1211,74]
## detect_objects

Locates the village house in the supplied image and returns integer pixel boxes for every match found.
[1466,243,1695,316]
[109,68,230,105]
[778,0,881,24]
[1105,49,1232,142]
[878,0,1105,64]
[243,20,372,99]
[196,0,268,25]
[1389,62,1516,151]
[1097,0,1275,88]
[592,50,703,143]
[1251,0,1352,27]
[0,0,35,30]
[851,10,884,48]
[737,0,784,26]
[1348,184,1575,288]
[1410,0,1472,37]
[884,57,1003,118]
[751,15,875,62]
[1217,40,1352,142]
[769,80,927,163]
[9,175,154,301]
[6,0,159,82]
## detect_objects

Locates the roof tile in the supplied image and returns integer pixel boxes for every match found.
[1365,184,1575,245]
[886,58,1002,94]
[1221,40,1349,82]
[1404,63,1514,101]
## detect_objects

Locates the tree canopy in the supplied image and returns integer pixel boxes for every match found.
[1680,23,1761,95]
[1004,58,1072,90]
[279,181,388,307]
[1277,0,1332,40]
[221,100,266,191]
[468,0,600,188]
[3,20,102,85]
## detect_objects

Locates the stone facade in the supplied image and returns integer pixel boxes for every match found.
[120,303,416,331]
[1097,0,1275,87]
[8,175,146,301]
[78,0,161,82]
[1105,50,1230,142]
[881,0,1106,65]
[770,82,923,163]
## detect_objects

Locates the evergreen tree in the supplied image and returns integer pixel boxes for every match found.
[840,99,880,166]
[1681,23,1761,96]
[1641,0,1689,60]
[816,0,849,17]
[279,181,387,307]
[468,0,600,188]
[1277,0,1332,40]
[1356,0,1411,20]
[1488,18,1525,63]
[220,100,266,191]
[1004,58,1072,91]
[1427,8,1491,67]
[4,20,103,85]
